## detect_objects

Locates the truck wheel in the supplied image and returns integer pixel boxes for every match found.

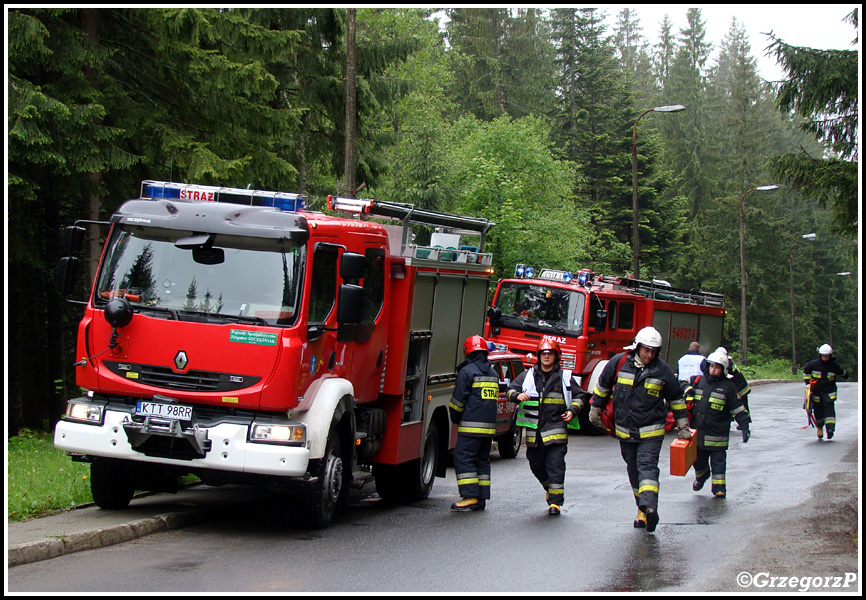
[399,421,439,501]
[301,425,349,529]
[90,458,135,509]
[496,425,522,458]
[372,464,402,502]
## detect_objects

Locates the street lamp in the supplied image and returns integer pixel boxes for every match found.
[827,271,852,346]
[738,184,779,366]
[789,232,817,375]
[632,104,685,280]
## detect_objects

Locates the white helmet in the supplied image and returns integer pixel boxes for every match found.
[706,350,729,370]
[714,347,729,356]
[818,344,833,355]
[633,326,663,349]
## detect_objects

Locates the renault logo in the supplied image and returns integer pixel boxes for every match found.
[174,351,189,371]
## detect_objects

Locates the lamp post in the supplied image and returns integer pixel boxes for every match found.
[632,104,685,280]
[789,232,817,375]
[738,184,779,366]
[827,271,851,346]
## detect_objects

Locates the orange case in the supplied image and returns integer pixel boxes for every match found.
[670,429,697,476]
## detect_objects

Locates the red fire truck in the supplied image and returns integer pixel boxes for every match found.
[484,266,725,431]
[54,181,495,528]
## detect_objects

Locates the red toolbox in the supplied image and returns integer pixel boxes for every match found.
[670,429,697,476]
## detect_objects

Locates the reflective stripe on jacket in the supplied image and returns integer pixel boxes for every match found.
[449,354,498,437]
[686,373,749,450]
[506,366,583,446]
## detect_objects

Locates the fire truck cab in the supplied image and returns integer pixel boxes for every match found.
[484,266,725,431]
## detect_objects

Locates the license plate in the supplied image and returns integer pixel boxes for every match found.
[136,400,193,421]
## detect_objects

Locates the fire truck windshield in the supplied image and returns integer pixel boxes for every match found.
[95,225,303,326]
[493,282,586,335]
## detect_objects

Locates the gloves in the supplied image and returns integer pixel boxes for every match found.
[742,429,750,443]
[589,406,603,429]
[676,417,691,439]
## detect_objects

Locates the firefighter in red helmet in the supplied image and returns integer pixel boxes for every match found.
[448,335,499,511]
[506,338,587,515]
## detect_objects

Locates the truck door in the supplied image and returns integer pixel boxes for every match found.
[348,247,388,402]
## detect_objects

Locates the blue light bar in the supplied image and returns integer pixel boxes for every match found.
[140,180,305,211]
[524,266,535,279]
[515,264,525,278]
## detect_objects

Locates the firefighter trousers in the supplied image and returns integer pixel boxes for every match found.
[454,434,492,500]
[810,393,836,433]
[619,438,663,511]
[693,448,728,495]
[526,442,567,506]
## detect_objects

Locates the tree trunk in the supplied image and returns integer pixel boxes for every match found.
[343,8,357,198]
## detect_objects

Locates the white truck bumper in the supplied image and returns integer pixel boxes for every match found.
[54,409,310,477]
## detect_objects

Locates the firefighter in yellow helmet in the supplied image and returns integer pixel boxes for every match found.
[589,326,687,532]
[448,335,499,511]
[506,338,587,515]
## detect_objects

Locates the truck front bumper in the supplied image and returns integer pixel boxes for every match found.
[54,409,310,477]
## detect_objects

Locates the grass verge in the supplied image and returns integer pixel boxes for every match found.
[8,428,92,522]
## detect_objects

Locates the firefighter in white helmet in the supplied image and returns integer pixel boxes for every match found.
[589,326,687,532]
[685,349,751,498]
[802,344,848,440]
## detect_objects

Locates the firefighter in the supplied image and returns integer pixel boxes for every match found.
[803,344,848,440]
[704,347,752,428]
[448,335,499,512]
[506,339,586,515]
[685,350,751,498]
[589,326,688,532]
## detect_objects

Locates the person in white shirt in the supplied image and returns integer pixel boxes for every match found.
[676,341,704,387]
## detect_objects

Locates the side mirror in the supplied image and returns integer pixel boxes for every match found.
[340,252,366,281]
[63,225,86,253]
[57,256,79,297]
[487,306,502,321]
[337,284,364,324]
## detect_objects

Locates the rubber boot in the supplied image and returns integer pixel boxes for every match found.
[817,427,824,440]
[633,509,647,528]
[548,504,561,516]
[826,425,834,440]
[645,507,659,533]
[451,497,484,512]
[693,478,705,492]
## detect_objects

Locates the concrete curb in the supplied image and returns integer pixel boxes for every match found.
[7,508,211,568]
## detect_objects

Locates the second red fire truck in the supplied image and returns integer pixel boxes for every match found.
[484,266,726,432]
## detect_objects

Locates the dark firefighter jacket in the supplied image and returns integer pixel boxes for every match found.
[506,365,586,446]
[803,356,848,399]
[686,363,750,450]
[449,352,499,437]
[591,351,686,441]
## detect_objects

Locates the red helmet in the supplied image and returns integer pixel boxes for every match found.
[464,335,488,357]
[536,338,561,359]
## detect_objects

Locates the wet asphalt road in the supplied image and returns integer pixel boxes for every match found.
[7,382,858,593]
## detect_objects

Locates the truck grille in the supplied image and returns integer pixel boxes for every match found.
[103,361,261,392]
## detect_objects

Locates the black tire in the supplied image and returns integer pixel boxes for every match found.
[301,425,349,529]
[372,464,402,502]
[90,458,135,509]
[496,425,522,458]
[399,421,439,501]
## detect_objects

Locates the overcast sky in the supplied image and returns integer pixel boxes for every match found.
[599,4,859,82]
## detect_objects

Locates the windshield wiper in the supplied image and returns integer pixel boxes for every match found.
[138,305,179,320]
